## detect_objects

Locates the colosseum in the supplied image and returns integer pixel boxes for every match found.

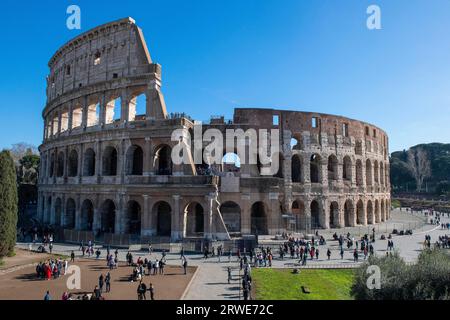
[37,17,391,245]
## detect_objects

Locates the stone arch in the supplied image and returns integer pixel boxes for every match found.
[80,199,94,231]
[125,200,141,235]
[184,202,204,237]
[68,149,78,177]
[380,162,385,186]
[64,198,76,229]
[251,201,268,235]
[154,201,172,236]
[374,160,379,185]
[310,200,321,229]
[220,201,241,234]
[83,148,96,176]
[367,200,374,224]
[366,159,372,186]
[49,152,56,177]
[154,144,172,175]
[356,199,365,225]
[343,156,352,182]
[292,200,306,230]
[56,151,65,177]
[54,197,62,226]
[291,154,302,183]
[356,159,363,186]
[100,199,116,233]
[102,146,118,176]
[375,199,380,223]
[344,199,354,227]
[310,154,321,183]
[46,196,52,223]
[126,145,143,175]
[327,155,338,181]
[329,201,339,228]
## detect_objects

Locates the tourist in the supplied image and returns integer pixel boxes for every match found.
[137,281,147,300]
[70,250,75,262]
[326,248,331,260]
[93,286,101,299]
[183,258,188,275]
[99,274,104,293]
[353,249,359,262]
[62,292,69,300]
[44,291,52,300]
[340,247,344,259]
[315,248,319,260]
[105,272,111,293]
[227,267,232,284]
[148,283,155,300]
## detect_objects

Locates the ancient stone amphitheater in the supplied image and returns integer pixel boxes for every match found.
[37,18,391,244]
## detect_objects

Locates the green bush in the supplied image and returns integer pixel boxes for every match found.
[351,249,450,300]
[0,150,18,258]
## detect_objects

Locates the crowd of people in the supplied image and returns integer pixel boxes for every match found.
[36,258,69,280]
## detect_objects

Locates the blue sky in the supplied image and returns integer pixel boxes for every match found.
[0,0,449,152]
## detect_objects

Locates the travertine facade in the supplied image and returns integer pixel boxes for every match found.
[38,18,391,243]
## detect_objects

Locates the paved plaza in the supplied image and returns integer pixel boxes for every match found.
[10,209,450,300]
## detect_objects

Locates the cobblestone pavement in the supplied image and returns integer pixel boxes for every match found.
[16,209,450,300]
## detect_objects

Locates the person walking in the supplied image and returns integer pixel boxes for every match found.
[227,267,232,284]
[148,283,155,300]
[326,249,331,260]
[340,247,344,260]
[105,272,111,293]
[43,291,52,300]
[183,258,188,275]
[98,274,104,293]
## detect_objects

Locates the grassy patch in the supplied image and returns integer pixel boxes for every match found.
[0,259,3,267]
[252,268,354,300]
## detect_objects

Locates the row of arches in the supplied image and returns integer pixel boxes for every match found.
[44,144,173,178]
[290,198,390,230]
[291,153,389,187]
[42,195,390,237]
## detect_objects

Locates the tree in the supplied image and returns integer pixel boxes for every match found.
[351,249,450,300]
[407,147,431,192]
[0,150,18,257]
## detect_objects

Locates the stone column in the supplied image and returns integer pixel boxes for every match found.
[143,138,152,176]
[141,195,152,236]
[172,195,182,241]
[81,95,88,129]
[304,199,312,234]
[68,100,73,132]
[240,194,251,234]
[120,88,130,122]
[204,193,214,240]
[92,196,101,234]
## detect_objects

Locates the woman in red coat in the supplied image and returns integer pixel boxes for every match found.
[45,264,52,280]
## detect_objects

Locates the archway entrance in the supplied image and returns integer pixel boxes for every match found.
[100,200,116,233]
[154,201,171,236]
[184,202,204,237]
[251,202,268,235]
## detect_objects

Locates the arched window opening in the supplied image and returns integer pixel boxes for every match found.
[68,150,78,177]
[220,202,241,235]
[126,145,143,175]
[83,148,96,176]
[291,154,302,183]
[154,145,172,175]
[102,146,118,176]
[310,154,321,183]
